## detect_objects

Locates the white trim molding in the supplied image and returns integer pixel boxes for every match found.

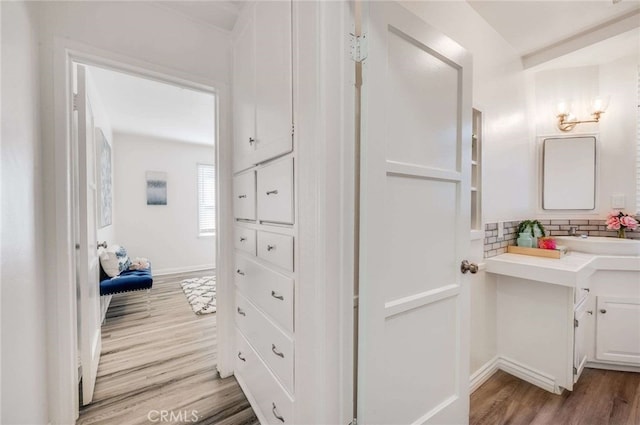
[469,356,499,394]
[497,356,561,395]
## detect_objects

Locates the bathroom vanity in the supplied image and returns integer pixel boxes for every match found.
[486,237,640,394]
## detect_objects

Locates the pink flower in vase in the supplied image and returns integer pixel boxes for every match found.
[620,216,638,230]
[606,216,621,230]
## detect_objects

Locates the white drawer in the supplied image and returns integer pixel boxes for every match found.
[234,171,256,220]
[235,291,294,394]
[235,226,257,256]
[235,329,294,425]
[257,158,294,224]
[257,231,294,272]
[235,255,294,333]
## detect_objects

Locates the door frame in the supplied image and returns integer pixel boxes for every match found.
[47,37,233,424]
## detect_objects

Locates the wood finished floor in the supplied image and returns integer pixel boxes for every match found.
[78,270,258,425]
[471,369,640,425]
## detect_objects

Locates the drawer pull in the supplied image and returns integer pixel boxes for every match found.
[237,307,246,316]
[266,190,279,196]
[249,137,256,145]
[272,344,285,358]
[271,291,284,301]
[587,310,593,315]
[581,288,590,292]
[240,237,247,242]
[236,269,245,276]
[267,244,276,251]
[238,194,247,199]
[237,352,246,362]
[600,309,607,314]
[272,403,285,423]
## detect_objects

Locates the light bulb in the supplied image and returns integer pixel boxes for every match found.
[590,96,610,114]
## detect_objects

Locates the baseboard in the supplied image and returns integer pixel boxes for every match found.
[469,356,499,393]
[153,265,215,276]
[586,361,640,373]
[497,356,560,394]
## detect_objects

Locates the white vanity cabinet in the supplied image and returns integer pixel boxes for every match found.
[487,253,640,394]
[232,0,293,173]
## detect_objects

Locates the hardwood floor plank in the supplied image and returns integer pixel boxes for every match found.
[78,270,258,425]
[471,368,640,425]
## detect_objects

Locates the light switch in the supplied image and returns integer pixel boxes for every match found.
[611,194,626,209]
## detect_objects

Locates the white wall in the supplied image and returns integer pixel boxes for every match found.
[113,133,216,274]
[1,2,49,424]
[34,2,232,422]
[400,1,533,376]
[531,54,639,218]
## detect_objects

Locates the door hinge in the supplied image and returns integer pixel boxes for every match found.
[573,366,578,375]
[350,33,368,63]
[574,318,579,328]
[291,123,295,137]
[72,93,79,111]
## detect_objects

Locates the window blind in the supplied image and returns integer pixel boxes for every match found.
[198,164,216,236]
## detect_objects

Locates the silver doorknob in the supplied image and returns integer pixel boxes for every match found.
[97,241,107,249]
[460,260,478,274]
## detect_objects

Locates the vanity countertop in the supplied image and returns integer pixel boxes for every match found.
[486,252,596,287]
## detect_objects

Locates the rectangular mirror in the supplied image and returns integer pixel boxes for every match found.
[542,136,596,210]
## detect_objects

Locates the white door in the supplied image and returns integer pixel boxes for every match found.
[358,2,472,424]
[75,64,102,405]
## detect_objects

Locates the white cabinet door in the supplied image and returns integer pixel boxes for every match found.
[573,298,591,382]
[596,296,640,365]
[253,0,293,165]
[358,2,472,424]
[233,13,256,173]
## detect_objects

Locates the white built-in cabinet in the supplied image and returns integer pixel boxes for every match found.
[233,0,293,173]
[232,2,297,424]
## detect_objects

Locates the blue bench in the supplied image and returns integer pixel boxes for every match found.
[100,265,153,317]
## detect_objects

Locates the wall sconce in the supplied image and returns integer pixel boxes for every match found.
[556,96,610,132]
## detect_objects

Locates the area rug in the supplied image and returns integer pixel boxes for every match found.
[180,276,216,315]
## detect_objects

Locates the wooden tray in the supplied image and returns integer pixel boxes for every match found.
[507,245,564,259]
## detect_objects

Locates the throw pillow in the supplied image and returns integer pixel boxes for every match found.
[114,245,132,273]
[99,250,120,278]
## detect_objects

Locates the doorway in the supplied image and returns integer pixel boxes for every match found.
[59,50,239,423]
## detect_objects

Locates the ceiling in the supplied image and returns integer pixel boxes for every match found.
[468,0,640,57]
[88,66,216,146]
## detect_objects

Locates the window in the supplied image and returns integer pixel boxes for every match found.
[197,164,216,236]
